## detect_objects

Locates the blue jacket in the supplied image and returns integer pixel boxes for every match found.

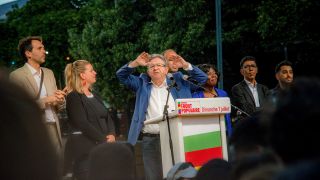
[192,88,233,138]
[116,64,207,145]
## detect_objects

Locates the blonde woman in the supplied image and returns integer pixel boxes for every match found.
[64,60,115,180]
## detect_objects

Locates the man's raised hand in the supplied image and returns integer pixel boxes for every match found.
[173,55,189,69]
[129,51,150,68]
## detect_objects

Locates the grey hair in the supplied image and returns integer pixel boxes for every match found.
[149,54,168,66]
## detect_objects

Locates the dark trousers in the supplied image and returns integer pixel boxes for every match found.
[142,136,163,180]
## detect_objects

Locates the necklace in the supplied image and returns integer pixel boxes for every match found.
[204,89,217,98]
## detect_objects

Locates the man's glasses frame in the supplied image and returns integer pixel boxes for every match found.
[148,63,166,69]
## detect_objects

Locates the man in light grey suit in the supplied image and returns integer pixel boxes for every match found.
[10,36,65,158]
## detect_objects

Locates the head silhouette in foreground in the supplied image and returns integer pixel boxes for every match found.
[0,79,60,180]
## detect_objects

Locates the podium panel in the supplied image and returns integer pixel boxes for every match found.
[144,97,230,177]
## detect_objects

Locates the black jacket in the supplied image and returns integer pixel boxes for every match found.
[66,91,115,158]
[231,80,269,120]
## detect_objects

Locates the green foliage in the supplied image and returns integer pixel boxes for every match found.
[2,0,320,109]
[68,0,151,108]
[0,23,19,67]
[68,0,219,108]
[257,0,319,44]
[142,0,213,63]
[222,0,263,54]
[5,0,79,88]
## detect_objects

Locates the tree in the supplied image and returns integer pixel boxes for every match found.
[256,0,320,76]
[0,23,18,68]
[68,0,151,108]
[5,0,80,87]
[142,0,213,64]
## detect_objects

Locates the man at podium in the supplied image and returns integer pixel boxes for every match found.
[116,52,207,180]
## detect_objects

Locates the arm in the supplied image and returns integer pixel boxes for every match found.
[231,85,245,109]
[231,85,254,116]
[38,69,65,110]
[168,54,207,85]
[106,112,116,142]
[10,69,65,110]
[116,64,140,91]
[94,93,116,142]
[39,90,65,111]
[116,52,149,91]
[66,92,106,143]
[187,65,208,85]
[262,85,270,98]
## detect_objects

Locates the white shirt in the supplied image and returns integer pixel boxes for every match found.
[244,79,260,108]
[143,79,176,134]
[26,63,55,122]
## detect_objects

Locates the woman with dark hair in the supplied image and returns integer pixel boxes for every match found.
[192,64,232,137]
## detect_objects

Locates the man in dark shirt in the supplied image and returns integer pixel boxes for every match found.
[268,60,294,104]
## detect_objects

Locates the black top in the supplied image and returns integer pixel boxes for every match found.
[66,91,115,144]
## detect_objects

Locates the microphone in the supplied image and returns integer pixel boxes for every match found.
[183,75,200,85]
[182,75,251,118]
[167,73,179,90]
[183,75,206,91]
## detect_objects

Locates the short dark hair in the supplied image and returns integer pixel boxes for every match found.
[18,36,42,62]
[197,63,220,80]
[240,56,256,68]
[275,60,293,74]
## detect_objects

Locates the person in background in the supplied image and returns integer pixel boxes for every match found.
[64,60,115,180]
[88,142,136,180]
[231,56,269,122]
[268,77,320,165]
[268,60,294,105]
[230,151,282,180]
[163,49,185,73]
[192,63,232,137]
[116,52,207,180]
[196,158,232,180]
[163,49,201,93]
[166,162,197,180]
[0,79,60,180]
[9,36,65,164]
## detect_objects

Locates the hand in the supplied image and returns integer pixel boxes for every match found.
[54,90,66,104]
[43,95,58,106]
[129,52,149,67]
[62,86,70,94]
[173,55,189,69]
[55,90,66,97]
[106,134,115,143]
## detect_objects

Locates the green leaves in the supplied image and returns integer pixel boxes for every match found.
[3,0,320,108]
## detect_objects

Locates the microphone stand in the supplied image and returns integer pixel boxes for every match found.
[162,81,176,166]
[230,104,251,118]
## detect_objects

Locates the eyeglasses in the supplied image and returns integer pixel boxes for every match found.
[242,64,257,69]
[148,63,166,69]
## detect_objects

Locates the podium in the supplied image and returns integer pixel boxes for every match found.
[144,97,231,177]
